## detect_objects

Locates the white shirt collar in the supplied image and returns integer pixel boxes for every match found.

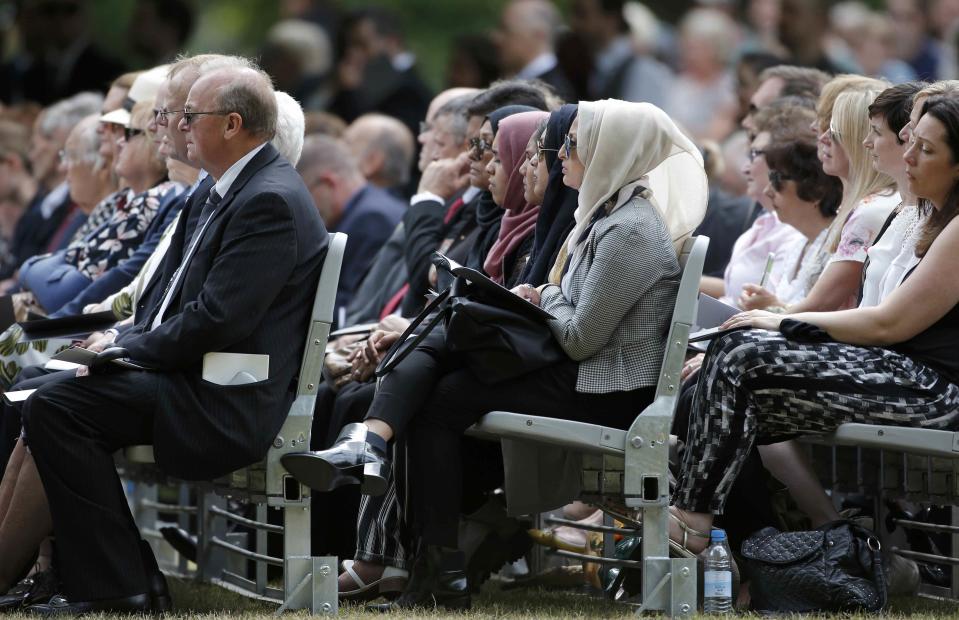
[40,181,69,219]
[213,143,267,199]
[462,186,481,202]
[516,53,558,80]
[392,52,416,73]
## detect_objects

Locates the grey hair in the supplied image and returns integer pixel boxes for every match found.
[71,115,106,170]
[434,93,475,145]
[210,68,278,140]
[272,91,306,165]
[350,114,414,187]
[295,134,362,179]
[168,53,256,80]
[266,19,333,75]
[41,92,104,134]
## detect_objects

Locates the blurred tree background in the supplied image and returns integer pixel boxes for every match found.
[78,0,578,90]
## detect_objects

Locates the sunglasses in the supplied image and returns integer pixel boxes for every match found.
[767,169,794,192]
[563,133,577,158]
[828,121,842,143]
[468,137,492,159]
[748,147,765,162]
[124,127,145,141]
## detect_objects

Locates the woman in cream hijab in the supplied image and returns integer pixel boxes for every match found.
[282,99,708,610]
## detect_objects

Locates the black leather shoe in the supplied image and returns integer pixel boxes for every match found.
[368,546,470,611]
[0,567,59,612]
[159,526,197,563]
[26,593,152,616]
[281,423,389,495]
[140,539,172,613]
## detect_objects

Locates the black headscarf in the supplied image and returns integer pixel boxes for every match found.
[488,105,538,135]
[520,104,579,286]
[466,105,539,272]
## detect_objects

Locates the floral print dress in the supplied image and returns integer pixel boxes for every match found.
[0,181,177,388]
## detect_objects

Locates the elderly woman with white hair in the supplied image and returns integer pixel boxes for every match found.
[664,8,740,141]
[283,99,708,610]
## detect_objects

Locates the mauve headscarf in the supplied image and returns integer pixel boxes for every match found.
[520,104,579,286]
[483,110,550,283]
[466,105,539,272]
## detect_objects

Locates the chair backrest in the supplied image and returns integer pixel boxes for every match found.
[265,232,347,503]
[653,235,708,399]
[297,232,348,398]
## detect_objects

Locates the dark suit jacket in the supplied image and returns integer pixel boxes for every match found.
[51,186,186,318]
[8,189,74,275]
[117,144,328,480]
[534,66,577,104]
[333,184,406,312]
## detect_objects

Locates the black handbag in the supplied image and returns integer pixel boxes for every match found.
[376,256,565,384]
[741,519,887,613]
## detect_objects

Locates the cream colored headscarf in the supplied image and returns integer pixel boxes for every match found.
[565,99,708,255]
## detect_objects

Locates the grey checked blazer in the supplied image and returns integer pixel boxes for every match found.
[540,194,680,393]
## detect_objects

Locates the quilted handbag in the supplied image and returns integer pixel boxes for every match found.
[741,519,887,613]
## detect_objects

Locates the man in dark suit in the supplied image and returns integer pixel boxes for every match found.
[297,134,405,315]
[328,7,433,137]
[494,0,576,102]
[21,65,327,614]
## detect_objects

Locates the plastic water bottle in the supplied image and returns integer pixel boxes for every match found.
[703,528,733,614]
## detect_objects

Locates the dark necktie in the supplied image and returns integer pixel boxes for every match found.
[151,189,222,329]
[191,189,221,244]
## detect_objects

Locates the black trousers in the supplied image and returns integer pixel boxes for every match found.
[370,328,655,547]
[310,381,376,561]
[23,369,159,600]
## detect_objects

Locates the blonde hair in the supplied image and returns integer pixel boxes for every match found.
[824,89,896,253]
[130,100,166,177]
[914,80,959,104]
[816,74,888,132]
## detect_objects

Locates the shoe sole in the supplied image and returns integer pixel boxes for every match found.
[282,453,389,496]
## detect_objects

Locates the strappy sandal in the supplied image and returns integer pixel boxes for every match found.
[669,511,710,553]
[338,560,408,602]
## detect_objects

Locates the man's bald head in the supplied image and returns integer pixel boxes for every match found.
[419,87,481,171]
[427,87,481,123]
[190,67,277,140]
[344,113,415,188]
[181,66,277,176]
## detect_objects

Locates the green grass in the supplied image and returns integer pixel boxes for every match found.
[6,579,959,618]
[14,578,959,619]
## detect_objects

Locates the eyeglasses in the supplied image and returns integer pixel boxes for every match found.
[181,110,229,127]
[748,148,765,162]
[468,137,492,159]
[767,169,794,192]
[124,127,145,141]
[155,109,184,125]
[536,137,558,158]
[563,133,577,158]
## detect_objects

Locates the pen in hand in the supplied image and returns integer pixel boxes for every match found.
[759,252,775,289]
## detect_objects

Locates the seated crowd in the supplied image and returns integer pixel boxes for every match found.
[0,28,957,619]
